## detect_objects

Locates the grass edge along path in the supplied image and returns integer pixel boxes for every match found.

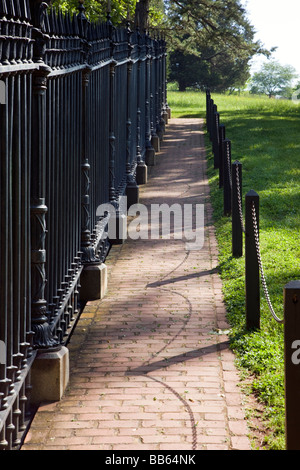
[167,89,300,450]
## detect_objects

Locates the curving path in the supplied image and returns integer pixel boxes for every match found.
[22,118,252,451]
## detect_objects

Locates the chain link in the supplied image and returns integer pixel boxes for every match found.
[251,202,284,324]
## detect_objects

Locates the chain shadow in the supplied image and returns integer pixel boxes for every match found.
[146,267,219,288]
[126,341,229,376]
[126,341,230,451]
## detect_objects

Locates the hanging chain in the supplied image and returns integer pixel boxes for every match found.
[226,144,232,189]
[251,201,284,324]
[235,165,245,233]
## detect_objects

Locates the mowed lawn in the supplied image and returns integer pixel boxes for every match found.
[167,88,300,450]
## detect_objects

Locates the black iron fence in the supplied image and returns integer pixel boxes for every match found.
[206,89,300,450]
[0,0,168,449]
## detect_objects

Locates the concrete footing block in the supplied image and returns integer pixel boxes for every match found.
[80,262,108,301]
[136,163,148,185]
[163,111,168,126]
[31,346,69,403]
[145,146,156,166]
[109,213,127,245]
[151,134,160,153]
[126,182,139,208]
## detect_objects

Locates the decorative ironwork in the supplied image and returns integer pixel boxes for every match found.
[0,0,168,449]
[30,0,59,350]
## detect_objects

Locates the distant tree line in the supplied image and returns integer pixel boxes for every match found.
[249,61,298,99]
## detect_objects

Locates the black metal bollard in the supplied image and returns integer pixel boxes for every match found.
[213,112,220,169]
[218,124,225,188]
[245,190,260,330]
[232,161,243,257]
[284,280,300,450]
[207,98,213,137]
[206,89,211,133]
[209,100,215,141]
[223,139,232,216]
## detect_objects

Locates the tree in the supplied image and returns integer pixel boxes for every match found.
[169,47,251,92]
[164,0,271,92]
[51,0,164,27]
[134,0,165,29]
[50,0,271,93]
[134,0,149,30]
[250,61,298,98]
[50,0,136,23]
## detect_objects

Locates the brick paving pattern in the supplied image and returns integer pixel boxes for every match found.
[22,118,251,451]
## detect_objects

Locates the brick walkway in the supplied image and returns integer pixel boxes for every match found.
[22,118,252,451]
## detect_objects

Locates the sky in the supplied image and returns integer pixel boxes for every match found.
[240,0,300,80]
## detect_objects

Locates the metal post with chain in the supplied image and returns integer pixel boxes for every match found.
[251,201,284,324]
[232,161,243,257]
[223,138,232,216]
[245,190,260,330]
[235,163,245,234]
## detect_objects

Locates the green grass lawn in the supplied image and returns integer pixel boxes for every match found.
[167,87,300,450]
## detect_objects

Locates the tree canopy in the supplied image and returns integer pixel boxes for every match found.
[50,0,272,92]
[50,0,164,26]
[164,0,271,91]
[169,48,251,92]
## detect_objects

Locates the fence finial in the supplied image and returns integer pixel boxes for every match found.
[77,0,86,20]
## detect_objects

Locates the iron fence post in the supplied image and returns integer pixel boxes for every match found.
[158,36,165,139]
[125,19,139,207]
[80,66,98,263]
[107,11,117,207]
[155,36,163,142]
[151,37,160,153]
[78,5,99,264]
[163,38,170,121]
[144,31,155,168]
[284,280,300,450]
[245,190,260,330]
[30,0,59,350]
[107,10,126,245]
[135,28,146,176]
